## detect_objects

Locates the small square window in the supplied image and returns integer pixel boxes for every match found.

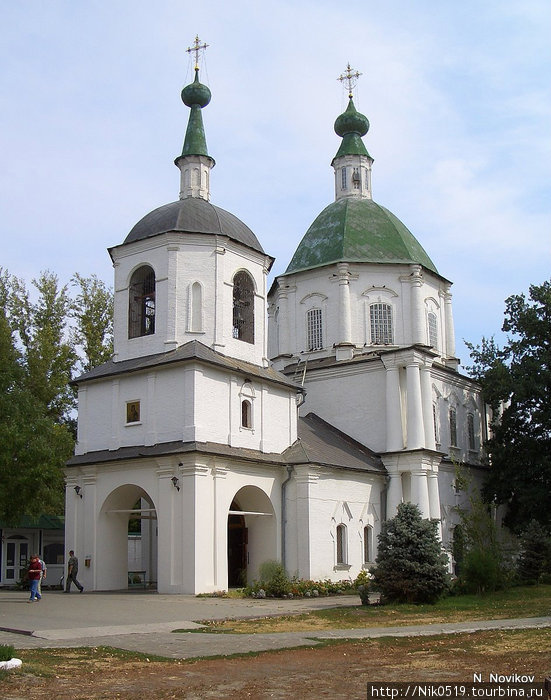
[126,401,141,424]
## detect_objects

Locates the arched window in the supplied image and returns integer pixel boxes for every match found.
[336,524,347,565]
[352,167,361,189]
[241,399,252,429]
[467,413,476,451]
[428,311,438,348]
[128,265,155,338]
[363,525,372,564]
[341,167,347,190]
[306,308,323,351]
[449,407,458,447]
[232,271,254,344]
[190,282,203,332]
[370,303,393,344]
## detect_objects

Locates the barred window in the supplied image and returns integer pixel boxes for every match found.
[341,167,347,190]
[232,271,254,344]
[428,311,438,348]
[449,407,458,447]
[307,308,323,351]
[336,524,347,564]
[128,266,155,338]
[370,303,393,344]
[467,413,475,450]
[352,167,361,189]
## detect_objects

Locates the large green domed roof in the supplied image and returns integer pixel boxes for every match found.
[285,197,438,275]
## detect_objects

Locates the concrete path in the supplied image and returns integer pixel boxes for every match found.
[1,590,549,660]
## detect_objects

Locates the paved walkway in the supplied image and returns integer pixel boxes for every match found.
[1,590,549,660]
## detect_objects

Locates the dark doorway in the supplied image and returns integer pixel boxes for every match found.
[227,500,247,587]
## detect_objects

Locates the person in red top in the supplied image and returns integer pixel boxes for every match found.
[27,555,42,602]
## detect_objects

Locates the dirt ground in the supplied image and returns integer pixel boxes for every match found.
[2,629,550,700]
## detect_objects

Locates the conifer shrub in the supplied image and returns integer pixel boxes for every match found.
[372,502,449,604]
[257,560,291,597]
[517,520,550,585]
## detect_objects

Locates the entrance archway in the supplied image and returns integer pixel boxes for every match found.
[227,486,277,587]
[97,485,158,591]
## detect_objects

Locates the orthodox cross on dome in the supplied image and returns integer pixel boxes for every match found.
[337,63,362,98]
[186,35,209,70]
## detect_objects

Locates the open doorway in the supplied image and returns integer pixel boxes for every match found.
[227,500,247,587]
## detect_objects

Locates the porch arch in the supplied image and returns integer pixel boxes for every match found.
[227,485,277,587]
[96,484,158,590]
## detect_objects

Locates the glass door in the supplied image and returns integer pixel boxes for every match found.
[3,537,29,583]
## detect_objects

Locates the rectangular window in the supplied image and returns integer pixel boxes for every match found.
[449,407,457,447]
[126,401,141,424]
[307,308,323,351]
[467,413,476,450]
[341,167,347,190]
[370,303,393,344]
[428,312,438,348]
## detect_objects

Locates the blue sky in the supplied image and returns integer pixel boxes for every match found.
[1,0,549,368]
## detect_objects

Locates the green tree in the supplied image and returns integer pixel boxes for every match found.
[466,279,551,534]
[7,270,76,424]
[0,309,73,524]
[517,520,549,585]
[70,273,113,372]
[372,502,449,604]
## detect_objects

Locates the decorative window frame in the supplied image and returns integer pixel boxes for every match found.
[362,287,398,346]
[128,264,156,339]
[300,292,328,352]
[424,297,441,351]
[232,270,256,344]
[238,380,256,432]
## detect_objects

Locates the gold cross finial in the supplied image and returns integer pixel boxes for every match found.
[337,63,362,98]
[186,35,209,70]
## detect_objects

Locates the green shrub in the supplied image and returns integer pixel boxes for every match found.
[373,502,449,604]
[462,549,502,594]
[257,560,291,597]
[0,645,15,662]
[517,520,550,585]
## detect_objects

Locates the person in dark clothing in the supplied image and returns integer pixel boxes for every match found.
[27,555,43,602]
[65,550,84,592]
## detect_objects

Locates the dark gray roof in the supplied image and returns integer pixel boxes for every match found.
[289,413,384,473]
[72,340,302,391]
[68,412,384,475]
[120,197,266,256]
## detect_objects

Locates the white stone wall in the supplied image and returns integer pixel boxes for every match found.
[75,360,297,456]
[110,233,270,366]
[269,262,454,364]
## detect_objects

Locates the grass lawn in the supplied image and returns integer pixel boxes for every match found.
[193,584,551,634]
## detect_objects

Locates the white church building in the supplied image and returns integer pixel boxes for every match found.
[65,59,488,594]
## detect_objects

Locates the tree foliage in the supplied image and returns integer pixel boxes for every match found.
[466,279,551,534]
[373,502,449,604]
[0,267,113,524]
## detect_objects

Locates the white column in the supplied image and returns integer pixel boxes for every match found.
[145,371,157,446]
[385,366,404,451]
[277,282,290,355]
[110,379,120,451]
[406,362,424,449]
[213,245,226,349]
[337,263,352,344]
[410,265,425,345]
[164,245,179,351]
[420,364,436,451]
[410,470,430,518]
[427,469,441,536]
[444,288,456,358]
[386,472,403,518]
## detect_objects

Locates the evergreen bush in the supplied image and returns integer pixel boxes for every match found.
[372,502,449,604]
[517,520,550,585]
[0,645,15,662]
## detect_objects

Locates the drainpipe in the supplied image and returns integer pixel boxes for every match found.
[281,466,294,572]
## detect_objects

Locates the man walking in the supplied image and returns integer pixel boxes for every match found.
[65,550,84,593]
